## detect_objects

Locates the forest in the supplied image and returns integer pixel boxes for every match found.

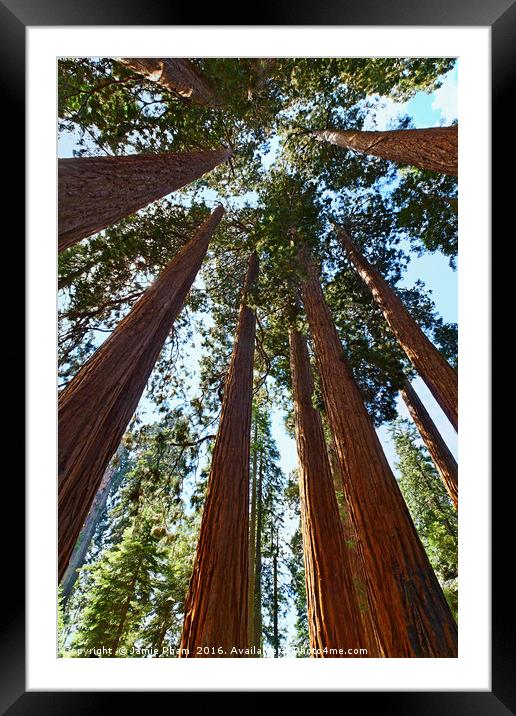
[57,57,458,658]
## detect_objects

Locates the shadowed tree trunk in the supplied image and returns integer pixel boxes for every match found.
[401,380,458,509]
[289,323,381,657]
[58,147,231,251]
[60,452,120,604]
[313,125,457,175]
[116,58,220,107]
[338,227,458,431]
[58,206,224,581]
[299,247,458,658]
[179,252,259,658]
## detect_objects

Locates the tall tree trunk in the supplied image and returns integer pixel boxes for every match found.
[299,248,458,658]
[253,453,263,653]
[325,424,384,655]
[313,125,457,175]
[58,207,224,581]
[289,325,380,657]
[272,525,279,658]
[179,252,259,657]
[247,420,259,648]
[58,147,230,251]
[401,380,458,509]
[339,227,458,431]
[60,452,119,604]
[116,58,220,107]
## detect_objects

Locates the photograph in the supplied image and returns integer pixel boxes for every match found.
[57,56,459,660]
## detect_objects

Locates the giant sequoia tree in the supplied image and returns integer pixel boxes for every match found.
[338,226,458,430]
[401,380,458,508]
[58,149,230,250]
[58,207,223,580]
[299,249,457,657]
[313,126,458,176]
[115,58,220,107]
[289,320,380,656]
[179,253,258,656]
[59,56,459,659]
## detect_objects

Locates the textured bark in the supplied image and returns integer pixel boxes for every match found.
[325,428,384,654]
[401,380,458,509]
[116,58,220,107]
[60,454,119,603]
[289,326,381,657]
[339,228,458,431]
[58,207,224,581]
[179,253,259,657]
[314,125,458,175]
[58,147,231,251]
[300,250,458,658]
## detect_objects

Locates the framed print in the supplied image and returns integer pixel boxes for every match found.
[9,0,515,710]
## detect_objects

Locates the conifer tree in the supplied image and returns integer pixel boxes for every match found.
[180,253,259,656]
[401,380,458,508]
[313,125,458,175]
[391,420,458,619]
[299,247,458,657]
[116,58,220,107]
[58,207,223,580]
[338,226,458,430]
[59,149,230,250]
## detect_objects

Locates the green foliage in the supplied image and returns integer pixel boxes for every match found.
[393,168,458,267]
[57,587,68,657]
[70,523,160,656]
[62,412,205,657]
[284,476,310,656]
[248,403,290,656]
[391,420,458,620]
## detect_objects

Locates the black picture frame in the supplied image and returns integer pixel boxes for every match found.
[10,0,514,710]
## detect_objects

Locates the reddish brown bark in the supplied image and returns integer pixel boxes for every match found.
[314,125,458,175]
[289,325,381,657]
[299,249,458,657]
[401,380,458,509]
[325,429,384,654]
[339,228,458,431]
[179,253,259,658]
[58,147,231,251]
[58,206,224,581]
[116,58,220,107]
